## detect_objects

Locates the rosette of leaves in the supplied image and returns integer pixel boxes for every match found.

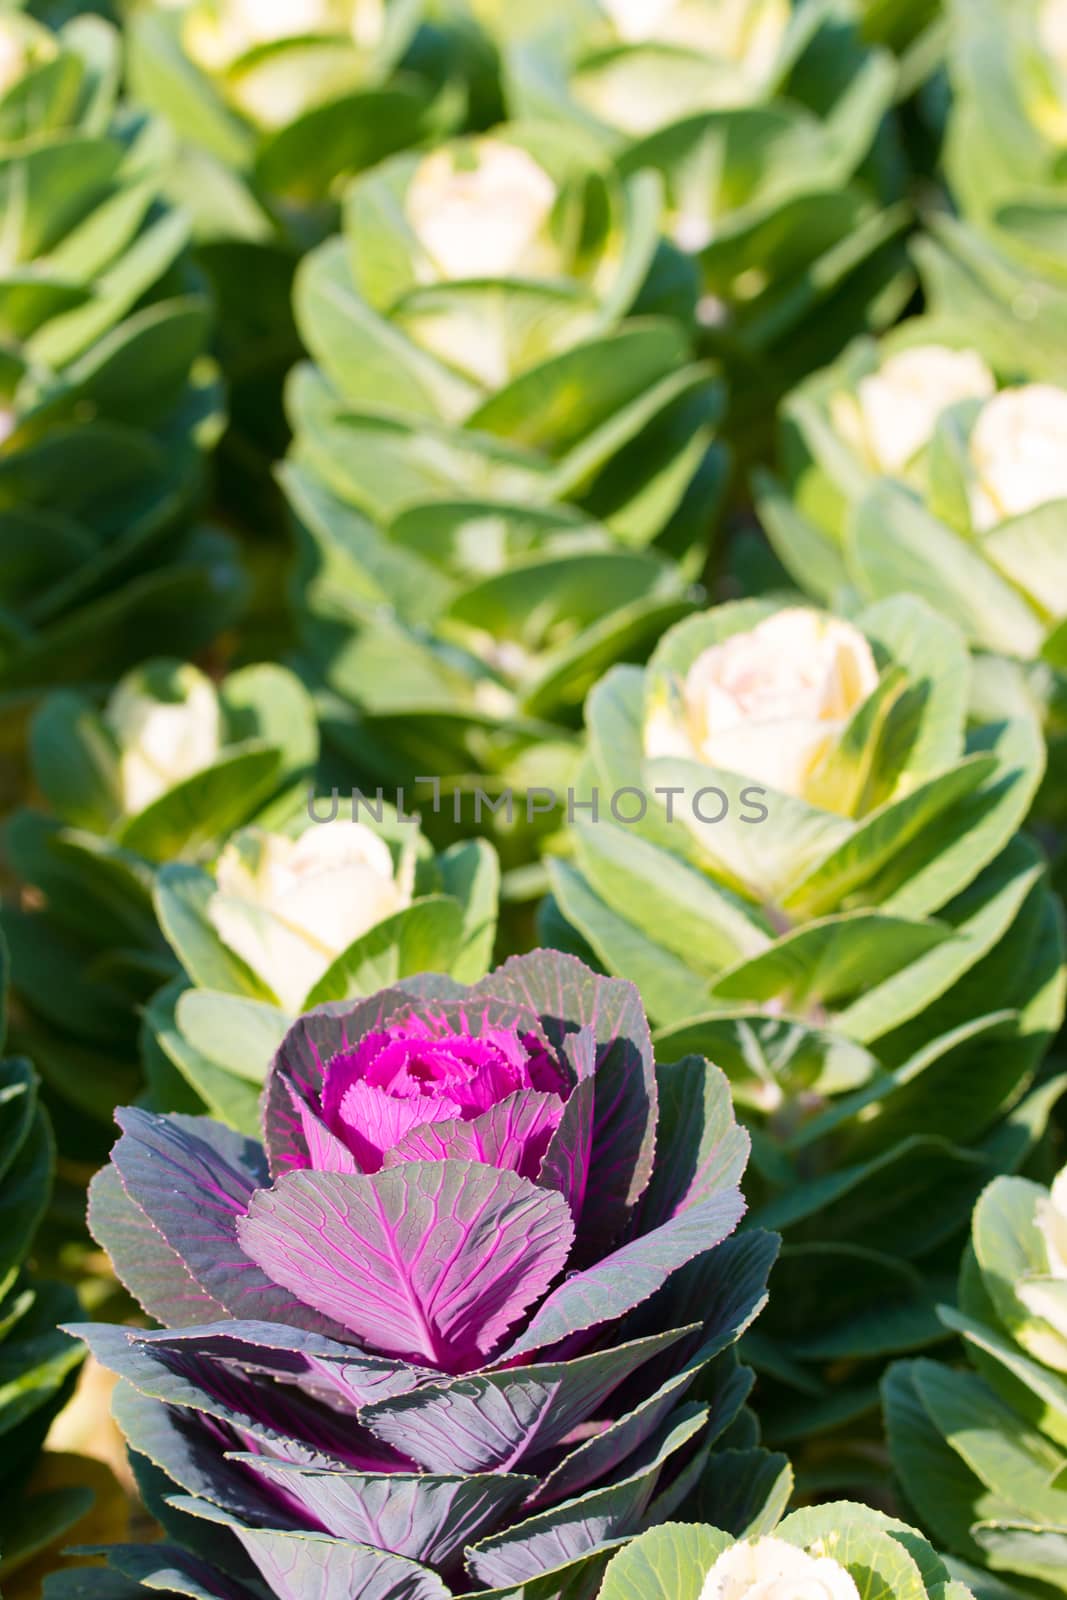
[759,333,1067,661]
[0,930,87,1586]
[0,9,238,713]
[147,807,501,1133]
[285,125,722,813]
[1,658,319,1153]
[56,951,779,1600]
[596,1503,978,1600]
[471,0,801,140]
[886,1159,1067,1595]
[121,0,466,515]
[465,0,915,440]
[542,596,1065,1490]
[125,0,454,223]
[757,331,1067,835]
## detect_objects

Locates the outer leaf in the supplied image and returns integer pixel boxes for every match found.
[0,1097,53,1279]
[303,898,466,1008]
[913,1363,1067,1528]
[169,1504,452,1600]
[98,1544,253,1600]
[596,1523,732,1600]
[175,991,292,1085]
[465,1406,708,1588]
[116,747,283,862]
[230,1459,535,1568]
[87,1163,227,1328]
[155,865,277,1000]
[145,983,263,1135]
[777,1503,938,1600]
[523,1360,725,1513]
[437,839,499,984]
[130,1320,416,1409]
[709,912,954,1011]
[238,1162,575,1370]
[539,1069,595,1225]
[571,822,770,977]
[108,1109,344,1336]
[0,1057,37,1191]
[547,859,713,1027]
[687,1448,795,1538]
[639,1059,749,1230]
[77,1324,403,1469]
[653,1012,878,1110]
[883,1361,991,1565]
[359,1327,696,1474]
[847,484,1046,658]
[781,756,997,919]
[109,1382,280,1526]
[502,1190,745,1363]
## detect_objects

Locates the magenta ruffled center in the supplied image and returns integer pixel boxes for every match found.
[295,1014,569,1177]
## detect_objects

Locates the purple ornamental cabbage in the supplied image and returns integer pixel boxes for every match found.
[71,953,777,1600]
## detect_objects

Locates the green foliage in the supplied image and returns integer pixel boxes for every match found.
[887,1161,1067,1596]
[0,930,86,1587]
[0,9,241,717]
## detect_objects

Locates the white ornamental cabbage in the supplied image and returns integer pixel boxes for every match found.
[597,1510,973,1600]
[106,665,223,816]
[968,383,1067,531]
[599,0,788,75]
[183,0,383,67]
[0,13,55,93]
[181,0,388,126]
[699,1536,861,1600]
[405,139,558,283]
[644,607,879,809]
[830,345,995,475]
[588,0,790,132]
[208,821,414,1010]
[762,341,1067,664]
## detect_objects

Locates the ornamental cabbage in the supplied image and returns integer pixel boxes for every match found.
[469,0,913,421]
[68,952,779,1600]
[596,1504,978,1600]
[761,336,1067,666]
[0,660,320,1138]
[545,596,1064,1494]
[285,123,722,806]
